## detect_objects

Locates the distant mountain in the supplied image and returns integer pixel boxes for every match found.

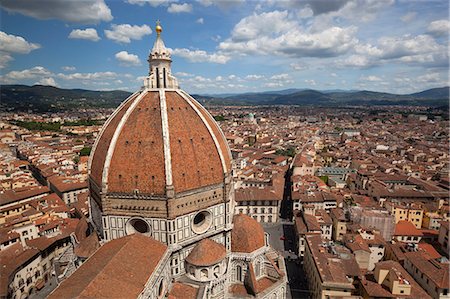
[1,84,448,112]
[410,87,449,99]
[0,84,132,112]
[195,87,449,107]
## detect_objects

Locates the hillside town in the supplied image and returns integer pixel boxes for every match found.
[0,104,449,299]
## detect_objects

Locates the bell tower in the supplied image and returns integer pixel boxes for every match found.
[144,21,179,89]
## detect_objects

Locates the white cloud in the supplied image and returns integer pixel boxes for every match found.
[57,71,118,81]
[245,74,264,80]
[36,77,57,86]
[360,75,382,82]
[264,82,283,88]
[115,51,141,66]
[105,24,152,43]
[197,0,244,9]
[290,62,308,71]
[427,20,450,37]
[0,31,40,54]
[336,55,375,68]
[219,10,358,58]
[168,3,193,13]
[0,66,52,84]
[417,73,441,83]
[336,33,447,69]
[0,53,13,69]
[126,0,173,7]
[0,0,112,24]
[62,66,76,71]
[175,72,194,77]
[304,79,316,86]
[400,12,417,23]
[172,48,230,64]
[196,18,204,24]
[270,73,290,80]
[68,28,100,41]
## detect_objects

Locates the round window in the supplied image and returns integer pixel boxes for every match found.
[192,211,212,234]
[126,218,151,235]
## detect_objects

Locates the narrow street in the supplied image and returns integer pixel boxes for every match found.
[262,163,311,298]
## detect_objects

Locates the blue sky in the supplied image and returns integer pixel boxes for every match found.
[0,0,448,94]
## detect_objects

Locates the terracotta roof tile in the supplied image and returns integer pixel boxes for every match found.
[232,214,265,253]
[168,283,199,299]
[394,220,423,236]
[185,238,226,266]
[90,92,138,186]
[90,90,231,196]
[49,234,168,299]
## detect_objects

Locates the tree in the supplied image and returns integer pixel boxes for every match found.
[79,147,92,156]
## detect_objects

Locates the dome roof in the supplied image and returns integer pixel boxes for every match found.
[185,238,226,267]
[231,214,266,253]
[89,23,231,197]
[89,90,231,196]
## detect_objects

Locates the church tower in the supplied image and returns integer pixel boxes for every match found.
[88,22,235,278]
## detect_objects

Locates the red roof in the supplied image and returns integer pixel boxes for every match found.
[185,238,226,267]
[90,91,232,196]
[231,214,266,253]
[394,220,423,236]
[49,234,168,299]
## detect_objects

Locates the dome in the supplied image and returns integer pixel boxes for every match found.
[231,214,266,253]
[88,22,231,198]
[89,90,231,196]
[185,238,226,267]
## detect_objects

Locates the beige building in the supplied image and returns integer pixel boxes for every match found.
[423,212,444,230]
[393,220,423,243]
[330,208,349,241]
[385,201,424,228]
[303,234,360,298]
[234,176,283,223]
[438,221,449,253]
[360,260,431,298]
[404,251,449,299]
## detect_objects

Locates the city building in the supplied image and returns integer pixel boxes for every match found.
[360,260,431,298]
[303,234,360,298]
[403,251,449,299]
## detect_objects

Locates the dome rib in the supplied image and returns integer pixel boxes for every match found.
[88,91,141,188]
[102,91,148,193]
[159,89,173,188]
[181,90,232,173]
[177,90,228,175]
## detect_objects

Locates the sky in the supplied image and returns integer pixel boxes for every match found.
[0,0,448,95]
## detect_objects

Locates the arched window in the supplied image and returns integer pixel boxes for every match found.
[213,265,220,278]
[156,67,160,88]
[255,261,261,277]
[158,280,164,297]
[201,268,208,279]
[236,265,242,282]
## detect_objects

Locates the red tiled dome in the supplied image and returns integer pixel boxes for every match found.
[231,214,266,253]
[89,90,231,196]
[185,238,226,266]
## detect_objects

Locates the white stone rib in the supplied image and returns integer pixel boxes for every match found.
[177,90,228,174]
[159,89,173,186]
[102,90,148,192]
[88,90,141,175]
